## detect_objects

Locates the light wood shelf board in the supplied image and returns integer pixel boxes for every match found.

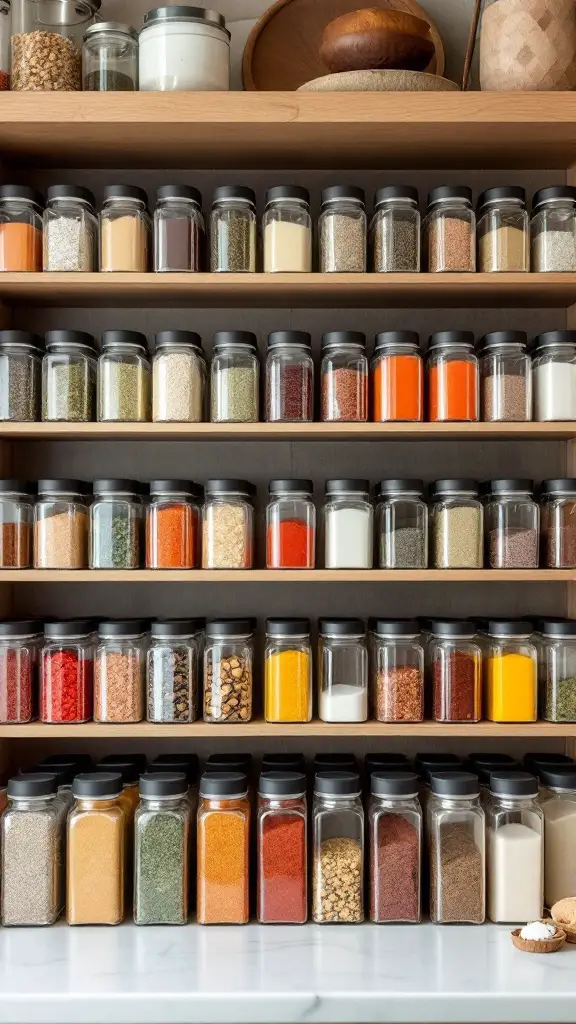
[1,569,573,582]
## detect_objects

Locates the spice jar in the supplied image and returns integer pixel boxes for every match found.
[11,0,99,90]
[0,185,43,271]
[371,330,423,423]
[371,186,420,273]
[375,479,427,569]
[0,0,9,89]
[265,618,312,724]
[197,772,250,924]
[100,185,150,272]
[429,772,485,924]
[429,620,482,723]
[369,771,422,923]
[485,479,539,569]
[539,767,576,908]
[533,331,576,421]
[258,771,307,924]
[487,772,543,923]
[90,479,142,569]
[210,186,256,273]
[40,620,93,724]
[0,479,34,568]
[42,330,97,422]
[266,479,315,569]
[262,753,305,773]
[67,772,125,925]
[371,620,424,723]
[312,771,364,923]
[154,186,204,273]
[0,619,40,724]
[318,618,368,723]
[265,330,313,422]
[94,620,147,723]
[152,330,205,422]
[147,619,200,723]
[424,186,475,273]
[210,331,259,423]
[541,478,576,568]
[0,330,43,422]
[98,330,151,422]
[83,22,138,90]
[485,620,537,723]
[427,331,478,422]
[94,759,140,821]
[34,479,88,569]
[324,478,372,568]
[139,6,230,91]
[203,619,253,723]
[430,479,483,569]
[479,330,531,422]
[319,186,366,273]
[263,186,312,273]
[43,185,97,272]
[531,186,576,272]
[320,331,368,422]
[134,772,190,925]
[146,479,201,569]
[477,186,529,273]
[1,773,64,926]
[202,479,254,569]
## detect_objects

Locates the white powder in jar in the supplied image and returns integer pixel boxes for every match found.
[139,20,230,92]
[264,221,312,273]
[543,799,576,907]
[487,822,543,923]
[325,507,373,568]
[533,362,576,421]
[319,683,368,723]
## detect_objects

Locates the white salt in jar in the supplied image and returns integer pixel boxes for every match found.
[318,619,368,724]
[324,479,373,568]
[139,6,230,92]
[532,331,576,421]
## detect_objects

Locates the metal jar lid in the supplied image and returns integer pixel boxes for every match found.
[142,6,230,37]
[84,22,138,40]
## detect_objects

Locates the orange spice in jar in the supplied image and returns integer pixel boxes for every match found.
[427,331,479,422]
[0,186,43,272]
[371,331,423,422]
[146,480,200,569]
[197,772,250,924]
[67,772,125,925]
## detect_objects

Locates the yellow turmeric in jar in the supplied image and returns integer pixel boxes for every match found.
[486,652,537,722]
[265,648,311,722]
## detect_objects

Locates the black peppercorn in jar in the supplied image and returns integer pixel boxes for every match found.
[82,22,138,90]
[0,330,44,422]
[370,186,420,273]
[210,186,256,273]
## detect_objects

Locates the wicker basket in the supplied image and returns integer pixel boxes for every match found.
[480,0,576,91]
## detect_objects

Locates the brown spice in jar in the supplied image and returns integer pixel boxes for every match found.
[370,813,420,922]
[488,527,538,568]
[430,821,484,923]
[313,836,363,922]
[428,217,474,273]
[375,665,423,722]
[0,522,31,568]
[483,373,528,422]
[545,500,576,568]
[95,651,144,722]
[432,650,480,722]
[11,31,82,91]
[204,652,252,723]
[34,511,87,569]
[321,368,368,421]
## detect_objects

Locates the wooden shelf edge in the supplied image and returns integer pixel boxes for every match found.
[1,569,573,582]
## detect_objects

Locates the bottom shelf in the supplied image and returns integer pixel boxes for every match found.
[0,921,572,1024]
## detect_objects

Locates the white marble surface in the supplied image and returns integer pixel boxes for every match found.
[0,922,574,1023]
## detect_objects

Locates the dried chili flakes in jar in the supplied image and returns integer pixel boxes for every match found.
[40,620,94,724]
[0,620,41,724]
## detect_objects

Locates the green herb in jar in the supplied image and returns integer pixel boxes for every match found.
[135,811,188,924]
[43,363,95,422]
[545,675,576,722]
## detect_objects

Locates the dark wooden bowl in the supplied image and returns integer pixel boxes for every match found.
[320,8,435,73]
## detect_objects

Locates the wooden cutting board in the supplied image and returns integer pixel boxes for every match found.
[242,0,444,90]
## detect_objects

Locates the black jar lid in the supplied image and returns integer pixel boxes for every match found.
[265,617,310,636]
[46,184,95,207]
[259,770,306,798]
[139,771,188,797]
[262,752,305,772]
[204,478,255,497]
[533,330,576,350]
[101,329,148,351]
[0,330,44,353]
[477,186,526,209]
[325,478,369,494]
[374,185,419,206]
[93,478,139,494]
[466,752,518,770]
[371,770,419,797]
[102,184,148,206]
[487,478,533,493]
[265,185,310,205]
[156,184,202,206]
[149,760,195,782]
[42,753,93,769]
[374,478,424,496]
[0,619,41,637]
[533,185,576,209]
[268,478,313,494]
[95,760,139,785]
[489,771,538,797]
[314,753,357,772]
[371,618,419,636]
[37,479,88,495]
[213,330,257,350]
[0,479,36,495]
[538,767,576,789]
[524,752,575,771]
[151,618,203,637]
[100,752,148,771]
[7,773,57,798]
[374,330,420,352]
[72,772,123,798]
[26,763,76,786]
[541,478,576,495]
[199,771,247,798]
[478,331,528,351]
[44,619,94,638]
[153,752,198,766]
[0,185,43,209]
[415,752,462,770]
[267,330,311,350]
[430,771,479,797]
[314,770,360,795]
[149,479,202,497]
[431,478,478,496]
[321,331,366,350]
[429,619,477,637]
[45,330,97,351]
[486,620,533,636]
[154,330,202,351]
[213,185,255,205]
[365,753,410,772]
[205,618,253,637]
[539,619,576,637]
[319,617,365,635]
[427,185,472,206]
[206,752,252,772]
[428,330,475,351]
[98,620,148,637]
[321,185,365,205]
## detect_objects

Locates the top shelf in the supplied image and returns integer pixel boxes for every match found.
[3,93,576,169]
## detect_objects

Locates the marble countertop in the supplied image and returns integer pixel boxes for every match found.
[0,922,574,1024]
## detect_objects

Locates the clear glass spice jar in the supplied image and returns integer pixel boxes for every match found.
[266,479,315,569]
[0,619,40,724]
[42,329,97,422]
[265,618,312,724]
[427,331,479,422]
[197,772,250,924]
[531,186,576,273]
[90,479,142,569]
[154,186,204,273]
[320,331,368,422]
[43,185,97,272]
[146,479,201,569]
[210,186,256,273]
[134,772,191,925]
[430,479,483,569]
[487,772,543,923]
[0,0,9,89]
[98,330,151,422]
[67,772,125,925]
[94,620,147,723]
[371,185,421,273]
[539,767,576,908]
[34,479,88,569]
[369,771,422,923]
[371,330,423,422]
[430,620,482,723]
[41,620,93,724]
[152,330,205,422]
[203,619,253,724]
[324,478,372,568]
[100,185,150,272]
[375,478,428,569]
[265,330,313,422]
[0,330,43,422]
[424,185,476,273]
[83,21,138,90]
[263,186,312,273]
[1,773,64,926]
[479,330,532,422]
[210,331,259,423]
[312,771,364,923]
[485,620,537,723]
[319,185,366,273]
[0,479,34,568]
[541,478,576,568]
[532,331,576,421]
[202,479,254,569]
[0,185,43,272]
[318,618,368,723]
[485,479,539,569]
[139,6,230,92]
[147,619,200,723]
[257,771,307,924]
[429,772,485,924]
[11,0,100,90]
[371,620,424,723]
[477,186,529,273]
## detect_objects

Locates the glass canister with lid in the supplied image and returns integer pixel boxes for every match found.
[430,479,483,569]
[539,767,576,908]
[134,772,191,925]
[40,620,93,724]
[197,772,250,924]
[371,620,424,723]
[532,330,576,421]
[202,479,254,569]
[266,479,315,569]
[375,478,428,569]
[42,330,97,423]
[370,186,421,273]
[146,479,201,569]
[100,185,150,272]
[318,618,368,724]
[324,478,373,569]
[479,330,531,422]
[427,331,478,422]
[152,330,206,422]
[1,773,64,926]
[0,0,9,89]
[0,330,43,422]
[424,185,476,273]
[34,479,89,569]
[485,479,539,569]
[541,478,576,568]
[538,620,576,723]
[371,330,423,423]
[210,330,259,423]
[265,330,313,422]
[203,619,253,724]
[11,0,100,90]
[0,185,43,272]
[67,772,125,925]
[258,771,307,924]
[429,772,485,924]
[43,185,97,272]
[94,620,147,724]
[485,620,537,723]
[487,772,543,923]
[263,186,312,273]
[0,479,35,568]
[90,479,142,569]
[321,331,368,422]
[319,185,366,273]
[312,771,364,923]
[154,186,204,273]
[139,5,230,91]
[83,21,138,90]
[429,620,482,723]
[210,186,256,273]
[147,619,200,723]
[531,186,576,272]
[98,330,151,422]
[265,618,312,724]
[0,619,41,724]
[477,186,529,273]
[369,771,422,923]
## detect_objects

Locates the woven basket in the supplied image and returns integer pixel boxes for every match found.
[480,0,576,91]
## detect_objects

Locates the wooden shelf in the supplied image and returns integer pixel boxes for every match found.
[3,93,576,168]
[2,569,573,582]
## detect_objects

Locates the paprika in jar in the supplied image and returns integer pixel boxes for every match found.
[40,620,94,724]
[371,331,423,422]
[430,620,482,723]
[0,480,35,568]
[321,332,368,422]
[427,331,479,422]
[257,771,307,924]
[0,619,41,724]
[0,186,43,272]
[146,479,201,569]
[197,772,250,924]
[266,479,315,569]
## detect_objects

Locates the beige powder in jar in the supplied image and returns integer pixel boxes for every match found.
[101,216,149,272]
[95,651,145,722]
[202,503,252,568]
[34,509,88,568]
[153,350,204,422]
[264,221,312,273]
[478,225,528,272]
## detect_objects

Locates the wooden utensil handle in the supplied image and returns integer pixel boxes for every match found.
[462,0,482,91]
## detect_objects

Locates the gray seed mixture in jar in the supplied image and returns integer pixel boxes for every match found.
[44,218,95,272]
[2,810,63,925]
[432,506,483,568]
[373,219,419,273]
[320,214,366,273]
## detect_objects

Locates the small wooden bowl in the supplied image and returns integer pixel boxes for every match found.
[511,924,566,954]
[320,8,435,73]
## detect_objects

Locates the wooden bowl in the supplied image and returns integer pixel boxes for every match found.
[511,924,566,954]
[551,897,576,942]
[320,8,435,73]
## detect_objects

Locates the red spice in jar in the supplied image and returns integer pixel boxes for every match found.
[0,521,31,568]
[432,650,480,722]
[370,812,420,922]
[41,649,92,723]
[258,812,307,923]
[0,71,9,91]
[266,363,313,422]
[0,647,35,723]
[266,518,315,568]
[321,367,368,421]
